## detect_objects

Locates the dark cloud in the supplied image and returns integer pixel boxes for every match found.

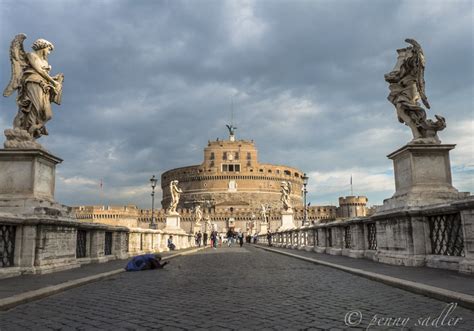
[0,0,472,208]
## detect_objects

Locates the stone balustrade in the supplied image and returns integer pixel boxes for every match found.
[0,212,195,279]
[259,197,474,274]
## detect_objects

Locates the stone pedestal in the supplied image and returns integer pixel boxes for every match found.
[278,211,295,231]
[259,222,268,235]
[0,149,68,215]
[379,144,467,212]
[164,214,186,233]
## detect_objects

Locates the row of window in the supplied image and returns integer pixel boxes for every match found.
[165,168,301,179]
[222,164,241,172]
[210,152,252,160]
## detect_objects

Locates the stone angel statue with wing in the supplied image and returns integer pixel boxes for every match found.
[280,181,292,212]
[193,205,203,226]
[260,203,268,224]
[384,39,445,144]
[168,180,183,215]
[3,34,64,149]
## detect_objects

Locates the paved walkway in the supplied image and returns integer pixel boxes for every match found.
[1,245,474,330]
[0,248,196,300]
[256,245,474,295]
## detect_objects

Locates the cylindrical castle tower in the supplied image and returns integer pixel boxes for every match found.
[161,132,304,210]
[337,196,368,218]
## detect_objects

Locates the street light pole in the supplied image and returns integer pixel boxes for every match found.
[302,173,309,226]
[150,175,158,229]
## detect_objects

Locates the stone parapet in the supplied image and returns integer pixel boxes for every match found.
[0,213,195,279]
[258,197,474,274]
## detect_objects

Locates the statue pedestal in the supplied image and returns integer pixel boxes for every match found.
[164,214,186,233]
[379,144,468,212]
[278,211,295,231]
[0,149,68,215]
[259,222,268,235]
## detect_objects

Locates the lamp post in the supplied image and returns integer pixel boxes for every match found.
[302,173,309,226]
[150,175,158,229]
[251,213,256,236]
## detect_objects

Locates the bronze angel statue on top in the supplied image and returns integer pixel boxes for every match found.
[3,34,64,149]
[384,39,445,144]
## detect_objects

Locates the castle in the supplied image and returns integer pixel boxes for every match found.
[74,128,370,233]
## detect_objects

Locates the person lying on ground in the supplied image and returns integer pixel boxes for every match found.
[125,253,169,271]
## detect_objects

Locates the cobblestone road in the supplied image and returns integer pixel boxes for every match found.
[1,246,473,330]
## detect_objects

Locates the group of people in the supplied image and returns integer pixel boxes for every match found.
[225,229,244,248]
[193,229,252,249]
[245,234,259,244]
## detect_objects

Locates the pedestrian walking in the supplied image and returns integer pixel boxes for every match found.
[197,231,202,247]
[267,231,272,247]
[203,232,208,246]
[226,229,234,247]
[238,231,244,247]
[210,231,218,249]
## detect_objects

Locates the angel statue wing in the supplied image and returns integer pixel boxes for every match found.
[3,33,28,97]
[405,38,430,109]
[287,181,292,195]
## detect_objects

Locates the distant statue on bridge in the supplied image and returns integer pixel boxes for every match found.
[384,38,445,144]
[204,215,212,233]
[168,180,182,215]
[260,204,268,223]
[194,205,203,226]
[3,34,64,149]
[280,181,292,212]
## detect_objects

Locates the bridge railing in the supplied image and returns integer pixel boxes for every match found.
[0,213,195,279]
[259,197,474,274]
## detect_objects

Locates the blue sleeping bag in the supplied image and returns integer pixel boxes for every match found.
[125,254,157,271]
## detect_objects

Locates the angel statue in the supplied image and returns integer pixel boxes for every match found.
[168,180,182,215]
[260,204,268,223]
[226,124,237,136]
[280,181,292,212]
[193,205,203,226]
[204,215,212,233]
[384,39,445,144]
[3,34,64,149]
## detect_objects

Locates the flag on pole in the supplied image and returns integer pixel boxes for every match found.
[350,175,353,196]
[99,179,103,189]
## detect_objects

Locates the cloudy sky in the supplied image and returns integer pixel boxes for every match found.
[0,0,472,209]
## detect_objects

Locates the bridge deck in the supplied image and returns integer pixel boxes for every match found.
[1,245,474,330]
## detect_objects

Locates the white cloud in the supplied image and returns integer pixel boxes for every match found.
[445,119,474,167]
[226,0,267,48]
[60,176,99,187]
